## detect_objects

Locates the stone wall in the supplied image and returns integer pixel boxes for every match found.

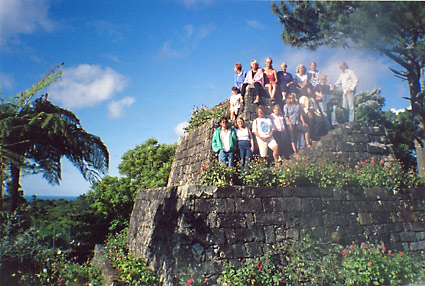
[167,118,393,188]
[128,185,425,285]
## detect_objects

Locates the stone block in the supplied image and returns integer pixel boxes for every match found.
[215,186,242,198]
[235,198,263,213]
[300,213,323,228]
[245,242,264,257]
[399,231,417,242]
[252,187,284,198]
[245,213,255,228]
[216,198,235,214]
[358,213,373,225]
[234,227,265,243]
[217,213,246,228]
[195,198,218,213]
[264,226,276,243]
[255,213,286,225]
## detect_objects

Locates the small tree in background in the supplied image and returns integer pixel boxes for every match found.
[84,138,176,238]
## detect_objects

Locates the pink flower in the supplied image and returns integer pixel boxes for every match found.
[187,277,193,286]
[367,262,372,267]
[388,250,392,255]
[223,283,228,286]
[399,251,403,257]
[349,244,355,250]
[361,243,365,247]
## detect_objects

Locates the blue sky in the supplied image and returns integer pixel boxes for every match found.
[1,0,410,197]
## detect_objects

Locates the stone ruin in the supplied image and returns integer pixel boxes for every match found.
[127,87,425,285]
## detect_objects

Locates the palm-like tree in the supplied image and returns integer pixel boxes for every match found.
[1,64,109,210]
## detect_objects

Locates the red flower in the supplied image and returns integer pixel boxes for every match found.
[349,244,355,250]
[257,261,263,271]
[367,262,372,267]
[399,251,403,257]
[341,249,349,256]
[280,277,284,283]
[187,277,193,286]
[56,265,60,270]
[361,242,365,247]
[388,250,392,255]
[202,166,206,171]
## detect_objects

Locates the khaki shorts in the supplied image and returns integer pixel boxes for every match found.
[256,137,278,157]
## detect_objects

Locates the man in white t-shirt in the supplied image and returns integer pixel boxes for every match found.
[252,106,280,165]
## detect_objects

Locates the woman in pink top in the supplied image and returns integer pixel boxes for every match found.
[263,57,278,103]
[240,59,264,104]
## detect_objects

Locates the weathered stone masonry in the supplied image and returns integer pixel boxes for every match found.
[128,185,425,285]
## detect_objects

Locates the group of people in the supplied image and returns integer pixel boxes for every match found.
[215,59,359,167]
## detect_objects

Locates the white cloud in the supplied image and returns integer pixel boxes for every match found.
[0,73,14,90]
[47,64,127,109]
[0,0,54,46]
[246,20,266,30]
[108,97,135,119]
[180,0,214,9]
[174,121,188,137]
[390,108,408,115]
[156,24,215,60]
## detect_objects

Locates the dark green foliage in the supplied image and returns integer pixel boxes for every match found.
[0,64,109,211]
[384,109,416,171]
[83,138,176,241]
[119,138,176,189]
[355,89,386,125]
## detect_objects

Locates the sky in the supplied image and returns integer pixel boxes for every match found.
[0,0,411,197]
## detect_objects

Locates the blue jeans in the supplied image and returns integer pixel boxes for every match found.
[343,91,355,122]
[219,150,234,167]
[238,140,252,168]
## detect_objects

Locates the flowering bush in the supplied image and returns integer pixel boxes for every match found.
[184,105,226,133]
[354,158,423,191]
[26,250,102,286]
[106,228,159,286]
[239,158,280,186]
[198,160,237,186]
[219,238,423,286]
[339,241,421,285]
[198,156,425,191]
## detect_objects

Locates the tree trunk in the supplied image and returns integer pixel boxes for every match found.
[408,69,425,177]
[8,163,21,211]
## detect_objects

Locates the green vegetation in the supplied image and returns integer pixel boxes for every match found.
[199,156,424,191]
[219,238,423,286]
[184,104,226,133]
[106,228,159,285]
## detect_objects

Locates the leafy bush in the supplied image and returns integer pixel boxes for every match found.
[219,238,423,286]
[198,160,237,186]
[239,158,280,186]
[106,228,159,285]
[354,157,423,191]
[339,241,422,285]
[198,156,425,191]
[184,105,226,133]
[0,209,102,286]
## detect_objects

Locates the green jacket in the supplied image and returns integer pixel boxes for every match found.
[212,127,237,152]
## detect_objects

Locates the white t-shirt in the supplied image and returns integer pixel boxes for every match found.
[269,113,285,132]
[220,128,231,152]
[230,93,242,109]
[252,117,275,138]
[236,127,250,141]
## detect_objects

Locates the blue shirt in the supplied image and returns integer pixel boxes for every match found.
[277,71,294,88]
[234,71,247,90]
[284,104,300,125]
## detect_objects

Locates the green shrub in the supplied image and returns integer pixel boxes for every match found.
[106,228,159,286]
[184,105,226,133]
[219,238,423,286]
[198,160,237,186]
[198,156,425,191]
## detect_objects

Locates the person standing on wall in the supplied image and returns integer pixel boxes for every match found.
[335,61,359,122]
[212,117,237,167]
